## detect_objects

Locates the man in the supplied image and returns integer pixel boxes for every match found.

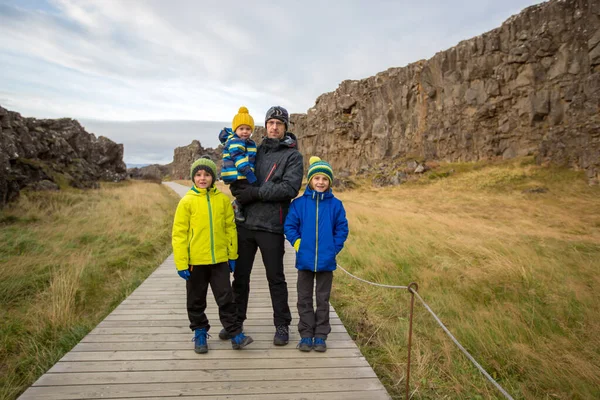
[221,106,303,345]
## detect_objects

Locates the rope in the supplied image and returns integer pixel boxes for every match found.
[337,264,408,289]
[337,264,515,400]
[411,290,515,400]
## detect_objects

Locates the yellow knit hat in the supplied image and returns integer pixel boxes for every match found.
[232,106,255,133]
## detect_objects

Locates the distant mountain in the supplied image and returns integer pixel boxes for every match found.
[126,163,150,169]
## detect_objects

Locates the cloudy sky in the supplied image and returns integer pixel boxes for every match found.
[0,0,542,164]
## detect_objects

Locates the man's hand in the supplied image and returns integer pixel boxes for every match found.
[228,259,236,273]
[177,269,190,280]
[237,186,260,205]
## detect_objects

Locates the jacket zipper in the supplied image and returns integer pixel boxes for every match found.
[314,193,319,272]
[265,163,277,182]
[188,228,194,262]
[207,191,216,264]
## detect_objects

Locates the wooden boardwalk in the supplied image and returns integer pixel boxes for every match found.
[18,182,391,400]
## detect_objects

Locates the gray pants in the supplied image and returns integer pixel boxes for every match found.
[297,270,333,339]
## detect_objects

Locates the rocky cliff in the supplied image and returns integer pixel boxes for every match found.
[168,140,221,180]
[0,106,127,207]
[291,0,600,183]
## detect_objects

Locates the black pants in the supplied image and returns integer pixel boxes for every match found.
[232,225,292,327]
[186,262,242,336]
[297,269,333,339]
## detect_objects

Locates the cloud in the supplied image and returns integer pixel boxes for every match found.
[0,0,543,162]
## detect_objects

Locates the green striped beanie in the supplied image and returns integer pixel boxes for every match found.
[190,156,217,183]
[307,156,334,184]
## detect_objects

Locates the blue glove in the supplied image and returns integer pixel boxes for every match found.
[228,260,236,273]
[177,269,190,280]
[246,171,257,185]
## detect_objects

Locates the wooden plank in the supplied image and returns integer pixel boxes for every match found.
[60,348,365,361]
[110,306,336,313]
[130,392,392,400]
[80,332,352,342]
[34,367,376,386]
[20,378,386,399]
[92,320,346,335]
[71,339,358,351]
[48,357,371,373]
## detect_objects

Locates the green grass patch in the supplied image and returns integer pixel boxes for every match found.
[0,181,179,400]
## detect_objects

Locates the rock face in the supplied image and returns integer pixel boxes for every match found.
[0,106,127,207]
[291,0,600,183]
[127,164,170,182]
[169,140,221,180]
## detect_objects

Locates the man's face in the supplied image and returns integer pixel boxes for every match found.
[266,119,285,139]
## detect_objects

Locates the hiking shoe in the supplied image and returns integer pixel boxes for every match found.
[297,337,313,352]
[231,332,254,350]
[273,325,289,346]
[313,337,327,352]
[218,328,234,340]
[193,328,209,354]
[232,200,245,222]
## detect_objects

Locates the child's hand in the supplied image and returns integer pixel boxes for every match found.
[177,269,190,280]
[228,259,236,273]
[293,239,301,252]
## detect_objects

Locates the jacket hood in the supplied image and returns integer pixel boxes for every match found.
[218,127,234,144]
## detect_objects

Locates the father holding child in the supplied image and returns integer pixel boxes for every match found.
[220,106,304,346]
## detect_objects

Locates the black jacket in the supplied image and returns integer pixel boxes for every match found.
[238,133,303,234]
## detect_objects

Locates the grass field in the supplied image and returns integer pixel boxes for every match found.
[0,180,179,400]
[2,160,599,400]
[332,158,600,399]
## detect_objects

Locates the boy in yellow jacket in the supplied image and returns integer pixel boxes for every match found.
[172,156,253,353]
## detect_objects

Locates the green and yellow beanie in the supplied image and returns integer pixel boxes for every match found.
[232,106,255,133]
[307,156,334,185]
[190,156,217,184]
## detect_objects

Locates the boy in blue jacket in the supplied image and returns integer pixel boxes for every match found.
[218,106,258,222]
[284,156,349,352]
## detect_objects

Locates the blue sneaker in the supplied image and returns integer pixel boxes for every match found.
[313,337,327,352]
[193,328,209,354]
[231,332,254,350]
[297,337,313,352]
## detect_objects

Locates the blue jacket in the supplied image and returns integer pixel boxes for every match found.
[284,187,349,272]
[218,127,257,184]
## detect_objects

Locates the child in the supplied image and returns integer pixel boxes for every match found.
[172,156,253,353]
[218,106,258,222]
[284,156,349,352]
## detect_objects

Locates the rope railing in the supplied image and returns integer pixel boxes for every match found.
[336,264,516,400]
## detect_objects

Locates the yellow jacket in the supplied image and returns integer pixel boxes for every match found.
[172,185,237,270]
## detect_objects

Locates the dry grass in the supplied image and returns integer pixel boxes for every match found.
[332,159,600,399]
[0,180,179,400]
[2,161,599,400]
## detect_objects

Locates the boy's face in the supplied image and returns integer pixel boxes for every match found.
[266,119,285,139]
[235,125,252,140]
[310,175,330,192]
[193,169,213,189]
